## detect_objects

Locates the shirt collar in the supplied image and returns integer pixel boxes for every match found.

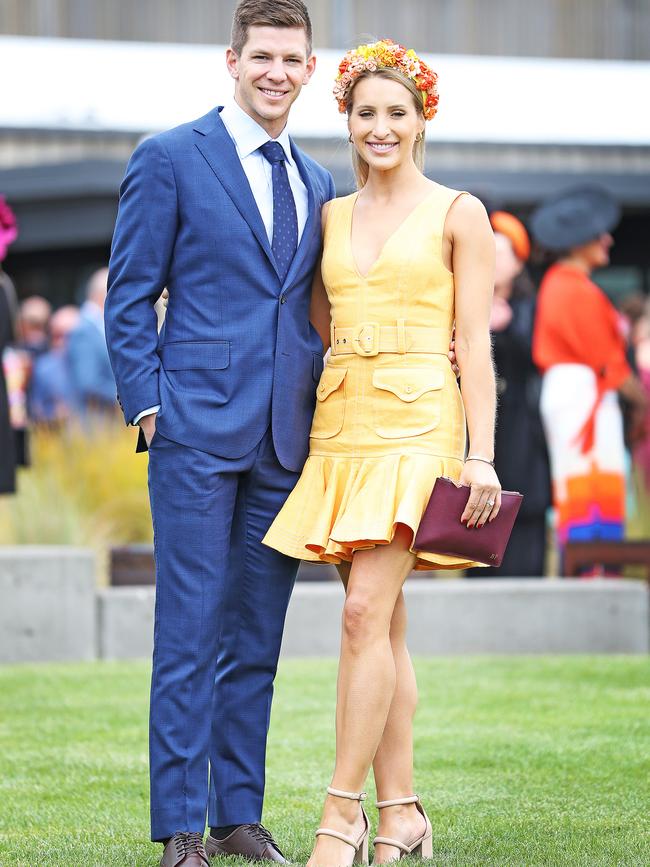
[220,97,295,166]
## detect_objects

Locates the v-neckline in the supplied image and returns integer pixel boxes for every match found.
[348,187,438,280]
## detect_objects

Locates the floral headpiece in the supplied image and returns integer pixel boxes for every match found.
[334,39,439,121]
[0,196,18,262]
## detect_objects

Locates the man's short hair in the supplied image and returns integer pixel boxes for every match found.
[231,0,313,58]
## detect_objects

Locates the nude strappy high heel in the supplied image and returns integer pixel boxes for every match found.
[315,786,370,865]
[373,795,433,860]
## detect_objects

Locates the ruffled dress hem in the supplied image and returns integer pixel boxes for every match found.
[263,453,486,571]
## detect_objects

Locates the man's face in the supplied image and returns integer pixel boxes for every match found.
[226,26,316,137]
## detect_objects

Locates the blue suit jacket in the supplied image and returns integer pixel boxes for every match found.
[105,107,335,472]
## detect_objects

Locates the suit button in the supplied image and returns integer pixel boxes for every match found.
[280,294,287,304]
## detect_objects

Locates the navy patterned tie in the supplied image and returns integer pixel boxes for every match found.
[260,140,298,283]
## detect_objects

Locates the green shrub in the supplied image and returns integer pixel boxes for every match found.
[0,424,151,581]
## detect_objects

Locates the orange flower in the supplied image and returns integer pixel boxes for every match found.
[333,38,439,121]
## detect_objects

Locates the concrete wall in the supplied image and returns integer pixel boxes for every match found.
[1,546,647,662]
[0,547,95,663]
[99,579,650,661]
[97,586,154,661]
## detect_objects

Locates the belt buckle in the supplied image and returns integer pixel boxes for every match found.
[352,322,380,356]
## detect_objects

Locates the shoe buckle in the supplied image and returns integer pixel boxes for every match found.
[352,322,380,356]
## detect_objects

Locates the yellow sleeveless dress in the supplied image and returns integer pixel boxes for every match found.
[263,184,482,570]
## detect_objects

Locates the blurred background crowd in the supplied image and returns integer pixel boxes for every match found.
[1,0,649,578]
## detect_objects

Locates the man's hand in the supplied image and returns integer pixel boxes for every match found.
[139,412,158,447]
[161,288,169,308]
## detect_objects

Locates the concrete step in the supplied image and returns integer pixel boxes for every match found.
[97,578,650,661]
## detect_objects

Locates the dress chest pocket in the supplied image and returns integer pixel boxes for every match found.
[372,368,444,439]
[311,366,347,439]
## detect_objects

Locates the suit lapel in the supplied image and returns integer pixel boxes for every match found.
[194,112,280,278]
[282,141,318,290]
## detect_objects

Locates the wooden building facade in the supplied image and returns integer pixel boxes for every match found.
[1,0,649,60]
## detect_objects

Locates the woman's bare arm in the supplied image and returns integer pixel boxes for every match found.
[309,201,332,351]
[448,194,501,525]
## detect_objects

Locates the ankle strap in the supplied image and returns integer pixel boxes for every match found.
[376,795,419,808]
[327,786,367,801]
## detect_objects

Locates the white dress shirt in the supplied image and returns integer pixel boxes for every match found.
[220,96,308,243]
[133,98,309,426]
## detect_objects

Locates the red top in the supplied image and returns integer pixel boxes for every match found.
[533,262,631,452]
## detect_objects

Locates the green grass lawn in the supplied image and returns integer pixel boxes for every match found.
[0,657,649,866]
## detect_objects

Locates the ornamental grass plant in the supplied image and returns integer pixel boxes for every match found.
[0,423,151,580]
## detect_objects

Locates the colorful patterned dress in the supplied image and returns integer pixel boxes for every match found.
[533,263,631,549]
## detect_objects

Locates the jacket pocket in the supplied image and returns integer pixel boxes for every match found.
[311,366,347,439]
[160,340,230,392]
[160,340,230,369]
[372,368,444,439]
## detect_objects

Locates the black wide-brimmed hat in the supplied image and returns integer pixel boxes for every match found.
[530,185,621,251]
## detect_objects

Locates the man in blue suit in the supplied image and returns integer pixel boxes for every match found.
[105,2,334,864]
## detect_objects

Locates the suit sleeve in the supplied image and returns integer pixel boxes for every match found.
[105,136,179,424]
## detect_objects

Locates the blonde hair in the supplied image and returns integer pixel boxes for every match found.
[346,69,426,189]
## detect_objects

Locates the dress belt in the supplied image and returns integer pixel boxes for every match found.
[330,321,451,357]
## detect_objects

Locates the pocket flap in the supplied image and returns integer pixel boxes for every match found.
[316,366,347,401]
[373,368,444,402]
[160,341,230,370]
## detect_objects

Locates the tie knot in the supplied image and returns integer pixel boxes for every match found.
[260,140,286,165]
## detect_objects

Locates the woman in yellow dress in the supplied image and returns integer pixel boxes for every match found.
[263,40,500,866]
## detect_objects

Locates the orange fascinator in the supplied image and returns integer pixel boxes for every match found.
[489,211,530,262]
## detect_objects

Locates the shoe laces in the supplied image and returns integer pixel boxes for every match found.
[174,832,205,856]
[244,824,284,856]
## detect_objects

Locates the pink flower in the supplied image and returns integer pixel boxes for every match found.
[0,196,18,262]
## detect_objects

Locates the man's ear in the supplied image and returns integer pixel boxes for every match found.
[303,54,317,85]
[226,47,239,80]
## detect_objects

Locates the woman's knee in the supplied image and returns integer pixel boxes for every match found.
[342,592,389,650]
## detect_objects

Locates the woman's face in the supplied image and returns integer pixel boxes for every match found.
[571,233,614,270]
[348,75,424,172]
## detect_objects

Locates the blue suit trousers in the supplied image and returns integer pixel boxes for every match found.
[147,428,299,841]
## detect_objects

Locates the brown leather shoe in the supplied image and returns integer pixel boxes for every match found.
[205,824,286,862]
[160,832,209,866]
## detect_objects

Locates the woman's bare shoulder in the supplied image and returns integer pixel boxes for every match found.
[321,193,355,231]
[446,191,490,236]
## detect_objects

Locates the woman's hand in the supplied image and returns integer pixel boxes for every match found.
[459,460,502,528]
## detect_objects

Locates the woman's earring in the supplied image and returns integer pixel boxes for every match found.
[348,133,353,143]
[415,132,423,142]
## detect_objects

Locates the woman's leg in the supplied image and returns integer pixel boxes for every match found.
[335,566,425,862]
[308,526,415,867]
[337,563,425,864]
[371,592,427,863]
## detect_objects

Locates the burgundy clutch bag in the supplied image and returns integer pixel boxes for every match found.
[413,477,523,567]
